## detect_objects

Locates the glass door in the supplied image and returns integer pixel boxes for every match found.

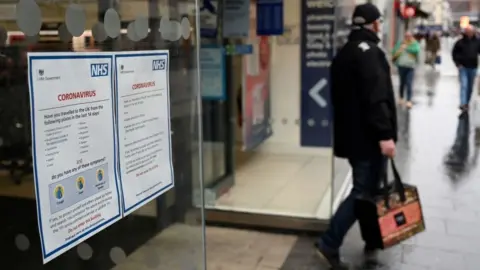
[201,0,357,231]
[0,0,206,268]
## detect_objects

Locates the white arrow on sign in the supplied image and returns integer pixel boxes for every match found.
[308,78,328,108]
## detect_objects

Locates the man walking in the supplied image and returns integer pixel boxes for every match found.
[315,3,398,269]
[452,25,480,112]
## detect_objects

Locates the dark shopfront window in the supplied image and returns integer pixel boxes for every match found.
[0,0,205,269]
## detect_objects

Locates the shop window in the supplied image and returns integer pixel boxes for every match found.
[0,0,205,269]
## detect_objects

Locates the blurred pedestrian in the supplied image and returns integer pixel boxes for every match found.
[316,3,398,270]
[392,31,421,109]
[425,31,441,69]
[452,24,480,112]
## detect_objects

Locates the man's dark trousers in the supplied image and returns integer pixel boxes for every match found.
[318,154,388,251]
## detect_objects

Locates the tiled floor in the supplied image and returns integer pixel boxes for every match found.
[113,224,204,270]
[112,225,296,270]
[206,227,296,270]
[215,152,333,219]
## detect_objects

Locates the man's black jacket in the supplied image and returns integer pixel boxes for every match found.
[331,28,398,159]
[452,34,480,68]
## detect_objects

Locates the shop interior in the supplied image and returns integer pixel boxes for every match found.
[200,1,354,229]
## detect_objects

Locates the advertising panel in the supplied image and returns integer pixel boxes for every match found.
[300,0,335,147]
[242,5,272,150]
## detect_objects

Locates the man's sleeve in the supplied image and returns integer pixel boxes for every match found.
[452,40,461,65]
[357,47,395,141]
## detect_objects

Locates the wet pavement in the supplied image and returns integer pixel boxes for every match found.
[281,46,480,269]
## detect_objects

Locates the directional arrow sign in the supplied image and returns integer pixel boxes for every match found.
[308,78,328,108]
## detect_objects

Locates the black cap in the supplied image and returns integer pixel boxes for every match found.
[352,3,382,26]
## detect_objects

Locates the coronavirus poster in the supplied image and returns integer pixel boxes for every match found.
[114,51,174,216]
[27,52,122,263]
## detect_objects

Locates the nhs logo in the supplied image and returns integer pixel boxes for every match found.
[90,63,109,77]
[152,59,166,71]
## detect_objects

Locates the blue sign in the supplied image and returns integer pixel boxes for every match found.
[200,0,219,38]
[223,0,250,38]
[300,0,334,147]
[90,63,109,77]
[256,0,284,36]
[152,59,166,70]
[225,44,253,55]
[200,45,226,100]
[416,24,442,33]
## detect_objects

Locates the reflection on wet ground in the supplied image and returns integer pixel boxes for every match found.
[282,54,480,269]
[444,112,480,181]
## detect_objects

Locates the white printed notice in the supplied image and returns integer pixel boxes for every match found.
[27,52,121,263]
[115,51,174,216]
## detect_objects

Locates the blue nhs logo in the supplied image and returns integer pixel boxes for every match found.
[90,63,109,77]
[152,59,166,71]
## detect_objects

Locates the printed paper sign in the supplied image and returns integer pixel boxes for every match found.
[27,52,121,263]
[114,51,174,216]
[223,0,250,37]
[200,45,226,100]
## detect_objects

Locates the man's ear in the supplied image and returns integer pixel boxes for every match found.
[373,20,380,32]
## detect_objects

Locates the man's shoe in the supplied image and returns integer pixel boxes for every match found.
[459,104,469,112]
[314,242,349,270]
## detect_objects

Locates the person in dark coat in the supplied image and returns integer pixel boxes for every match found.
[452,25,480,111]
[314,3,398,270]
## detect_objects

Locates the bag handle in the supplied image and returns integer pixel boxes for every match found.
[382,159,406,209]
[381,161,390,209]
[390,159,406,202]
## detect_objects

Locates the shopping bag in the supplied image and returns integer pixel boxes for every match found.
[435,55,442,64]
[355,159,426,249]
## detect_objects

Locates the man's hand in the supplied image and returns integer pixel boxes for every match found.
[380,140,396,158]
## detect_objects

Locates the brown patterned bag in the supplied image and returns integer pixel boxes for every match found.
[354,159,426,249]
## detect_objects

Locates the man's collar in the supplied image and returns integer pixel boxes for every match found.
[348,27,380,44]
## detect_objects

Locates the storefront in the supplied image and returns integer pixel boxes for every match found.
[201,0,356,231]
[0,0,205,269]
[1,0,384,268]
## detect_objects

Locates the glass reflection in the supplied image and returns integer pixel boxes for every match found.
[397,106,410,148]
[425,69,440,107]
